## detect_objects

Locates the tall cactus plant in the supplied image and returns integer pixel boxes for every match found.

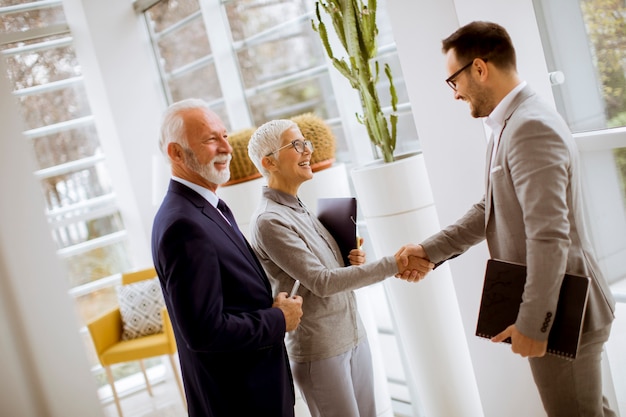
[312,0,398,163]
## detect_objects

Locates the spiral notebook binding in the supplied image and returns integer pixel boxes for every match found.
[547,348,575,360]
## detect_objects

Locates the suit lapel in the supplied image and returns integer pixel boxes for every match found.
[484,86,535,227]
[485,135,495,221]
[168,180,268,279]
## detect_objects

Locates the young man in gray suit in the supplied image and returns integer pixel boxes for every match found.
[398,21,616,417]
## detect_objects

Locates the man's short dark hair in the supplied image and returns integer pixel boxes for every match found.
[442,21,516,71]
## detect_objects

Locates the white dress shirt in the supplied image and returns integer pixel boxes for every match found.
[485,80,527,169]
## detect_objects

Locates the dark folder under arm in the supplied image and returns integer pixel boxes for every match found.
[317,197,357,266]
[476,259,590,360]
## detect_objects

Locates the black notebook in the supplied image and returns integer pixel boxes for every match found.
[317,197,357,266]
[476,259,590,360]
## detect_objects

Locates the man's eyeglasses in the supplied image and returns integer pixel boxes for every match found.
[266,139,314,157]
[445,58,487,91]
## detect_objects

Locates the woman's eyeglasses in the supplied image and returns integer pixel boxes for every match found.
[266,139,314,156]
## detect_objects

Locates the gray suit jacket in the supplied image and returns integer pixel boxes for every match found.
[422,86,615,341]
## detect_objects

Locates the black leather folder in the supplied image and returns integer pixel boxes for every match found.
[317,197,357,266]
[476,259,590,360]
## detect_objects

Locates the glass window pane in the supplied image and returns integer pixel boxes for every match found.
[65,241,133,289]
[247,74,339,124]
[17,83,91,130]
[580,0,626,129]
[52,213,125,249]
[236,21,325,89]
[40,164,113,211]
[330,124,349,159]
[146,0,200,33]
[4,38,80,89]
[224,0,312,42]
[376,53,411,105]
[392,112,420,157]
[168,62,223,103]
[30,124,101,170]
[376,0,397,47]
[0,4,66,34]
[534,0,626,132]
[156,17,211,73]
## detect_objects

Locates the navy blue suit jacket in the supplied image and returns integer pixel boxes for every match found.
[151,180,295,417]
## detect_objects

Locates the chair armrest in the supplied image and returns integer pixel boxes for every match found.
[162,306,178,353]
[87,308,123,357]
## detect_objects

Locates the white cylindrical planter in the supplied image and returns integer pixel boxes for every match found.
[351,152,484,417]
[297,163,351,214]
[221,162,394,416]
[355,286,395,417]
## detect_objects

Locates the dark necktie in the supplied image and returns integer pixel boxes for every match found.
[217,199,247,243]
[217,199,236,225]
[218,200,270,289]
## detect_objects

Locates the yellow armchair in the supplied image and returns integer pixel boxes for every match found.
[87,267,185,417]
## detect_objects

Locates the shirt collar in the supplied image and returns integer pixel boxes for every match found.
[262,186,307,213]
[172,176,219,207]
[485,80,527,131]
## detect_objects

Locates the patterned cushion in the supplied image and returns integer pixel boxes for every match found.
[116,277,165,341]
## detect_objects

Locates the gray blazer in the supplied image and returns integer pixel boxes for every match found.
[422,86,615,340]
[249,187,397,362]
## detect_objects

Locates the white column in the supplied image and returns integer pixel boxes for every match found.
[0,58,104,417]
[351,154,484,417]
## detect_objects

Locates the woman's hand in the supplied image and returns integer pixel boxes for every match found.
[348,248,366,266]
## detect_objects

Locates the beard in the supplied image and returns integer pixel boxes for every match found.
[184,148,231,185]
[465,78,493,118]
[469,96,491,118]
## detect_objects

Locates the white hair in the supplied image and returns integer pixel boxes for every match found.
[158,98,211,159]
[248,119,297,178]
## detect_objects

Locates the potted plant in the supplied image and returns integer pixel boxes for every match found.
[312,0,398,163]
[312,2,482,416]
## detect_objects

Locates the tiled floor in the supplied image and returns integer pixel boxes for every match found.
[100,379,411,417]
[100,371,186,417]
[99,364,313,417]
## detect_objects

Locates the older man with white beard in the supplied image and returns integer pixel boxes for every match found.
[151,98,303,417]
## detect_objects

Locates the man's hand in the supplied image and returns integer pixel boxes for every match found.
[273,292,303,332]
[492,324,548,358]
[394,244,434,281]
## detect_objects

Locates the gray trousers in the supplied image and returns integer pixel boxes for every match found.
[291,339,376,417]
[529,324,616,417]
